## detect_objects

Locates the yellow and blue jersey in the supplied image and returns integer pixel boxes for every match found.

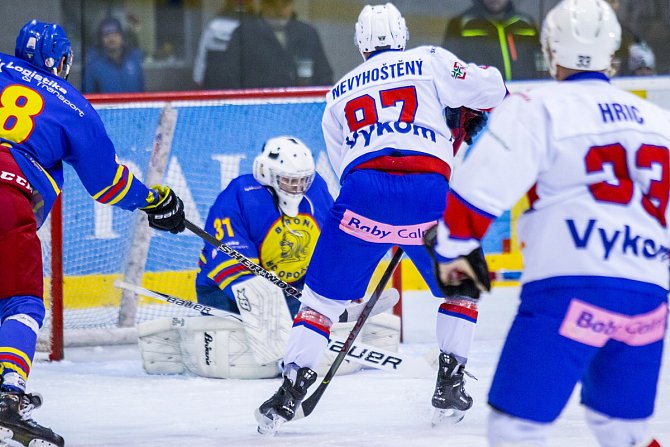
[196,173,333,298]
[0,52,156,227]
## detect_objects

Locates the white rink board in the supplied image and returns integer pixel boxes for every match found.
[510,75,670,110]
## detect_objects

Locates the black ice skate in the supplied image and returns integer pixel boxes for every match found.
[0,392,63,447]
[255,366,317,436]
[431,352,474,426]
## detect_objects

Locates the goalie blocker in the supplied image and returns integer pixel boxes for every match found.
[138,312,402,379]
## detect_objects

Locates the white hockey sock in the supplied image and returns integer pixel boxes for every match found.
[436,298,478,363]
[283,308,332,371]
[585,407,653,447]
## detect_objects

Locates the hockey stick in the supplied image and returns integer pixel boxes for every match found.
[114,280,243,322]
[114,280,432,377]
[184,219,302,299]
[294,247,405,420]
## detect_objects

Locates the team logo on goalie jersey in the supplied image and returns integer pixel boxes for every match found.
[261,214,320,281]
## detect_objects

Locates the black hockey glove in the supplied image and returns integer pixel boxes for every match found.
[445,106,488,146]
[423,224,491,300]
[142,185,186,234]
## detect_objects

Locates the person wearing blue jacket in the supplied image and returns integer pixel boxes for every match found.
[83,17,145,93]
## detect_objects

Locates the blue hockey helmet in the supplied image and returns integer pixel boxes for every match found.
[15,19,73,79]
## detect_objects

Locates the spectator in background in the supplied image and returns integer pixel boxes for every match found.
[83,17,145,93]
[605,0,645,76]
[204,0,333,89]
[628,42,656,76]
[443,0,543,80]
[193,0,254,87]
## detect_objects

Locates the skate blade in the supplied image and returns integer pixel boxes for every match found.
[431,408,466,426]
[254,408,286,436]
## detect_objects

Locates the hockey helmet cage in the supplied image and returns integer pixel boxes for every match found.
[253,136,316,217]
[16,19,73,79]
[355,3,408,59]
[541,0,621,78]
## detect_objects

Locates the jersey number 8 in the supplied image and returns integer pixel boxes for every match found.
[0,85,44,144]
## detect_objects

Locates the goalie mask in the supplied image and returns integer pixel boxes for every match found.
[355,3,408,59]
[16,20,73,80]
[541,0,621,78]
[253,136,316,217]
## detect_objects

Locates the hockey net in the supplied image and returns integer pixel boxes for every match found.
[37,80,555,360]
[38,88,408,360]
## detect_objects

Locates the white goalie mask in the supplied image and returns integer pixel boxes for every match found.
[541,0,621,78]
[253,136,316,217]
[355,2,408,59]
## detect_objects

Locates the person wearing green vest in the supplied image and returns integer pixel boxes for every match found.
[443,0,544,80]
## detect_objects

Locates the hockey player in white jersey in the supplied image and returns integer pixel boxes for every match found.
[254,2,507,435]
[427,0,668,445]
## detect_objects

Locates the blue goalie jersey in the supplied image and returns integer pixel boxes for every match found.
[195,173,333,299]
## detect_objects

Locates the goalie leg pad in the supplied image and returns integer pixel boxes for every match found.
[179,316,279,379]
[361,313,401,353]
[231,276,293,365]
[138,317,185,375]
[314,320,363,376]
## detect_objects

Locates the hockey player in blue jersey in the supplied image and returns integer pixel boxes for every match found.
[254,3,507,435]
[138,136,401,376]
[195,136,333,365]
[428,0,668,445]
[0,20,186,447]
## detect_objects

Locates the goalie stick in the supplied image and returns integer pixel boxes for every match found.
[293,248,405,421]
[184,219,301,298]
[114,280,242,322]
[114,280,432,378]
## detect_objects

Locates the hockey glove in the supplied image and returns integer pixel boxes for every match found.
[142,185,186,234]
[423,224,491,300]
[445,106,488,149]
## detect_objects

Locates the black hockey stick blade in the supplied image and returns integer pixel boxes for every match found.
[184,219,302,298]
[296,248,405,420]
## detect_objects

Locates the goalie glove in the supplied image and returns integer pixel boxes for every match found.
[423,224,491,300]
[445,106,488,154]
[141,185,186,234]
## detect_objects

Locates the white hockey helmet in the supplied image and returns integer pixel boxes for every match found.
[355,3,408,59]
[541,0,621,78]
[253,136,316,217]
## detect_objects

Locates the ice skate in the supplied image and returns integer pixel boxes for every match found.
[0,392,63,447]
[431,352,474,426]
[255,366,317,436]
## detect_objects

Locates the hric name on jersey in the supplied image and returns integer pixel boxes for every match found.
[566,218,668,261]
[598,102,644,124]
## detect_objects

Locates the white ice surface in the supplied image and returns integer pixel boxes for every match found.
[29,287,669,447]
